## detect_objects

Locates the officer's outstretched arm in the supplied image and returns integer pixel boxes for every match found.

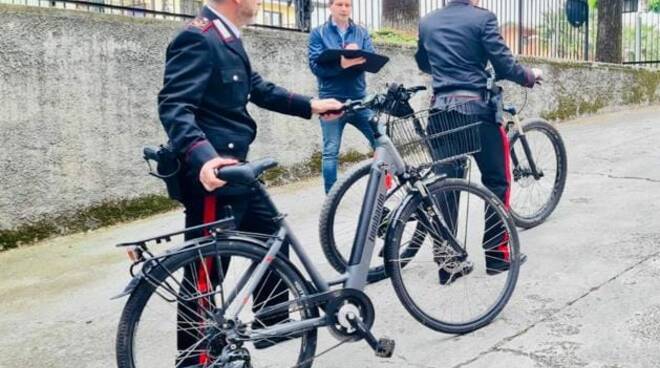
[481,12,535,88]
[249,72,313,119]
[158,29,218,170]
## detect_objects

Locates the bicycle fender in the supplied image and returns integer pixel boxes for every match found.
[383,190,418,256]
[111,273,144,300]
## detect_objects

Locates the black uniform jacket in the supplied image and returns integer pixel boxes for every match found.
[158,5,313,173]
[415,0,535,94]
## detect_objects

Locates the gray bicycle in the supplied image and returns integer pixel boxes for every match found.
[114,90,522,368]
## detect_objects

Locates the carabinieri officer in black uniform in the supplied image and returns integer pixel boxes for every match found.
[415,0,542,284]
[157,0,342,364]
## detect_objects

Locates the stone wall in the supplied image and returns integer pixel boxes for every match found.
[1,4,659,247]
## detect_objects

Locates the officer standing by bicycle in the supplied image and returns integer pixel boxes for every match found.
[415,0,542,283]
[158,0,342,364]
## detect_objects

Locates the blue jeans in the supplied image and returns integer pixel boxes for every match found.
[320,108,376,193]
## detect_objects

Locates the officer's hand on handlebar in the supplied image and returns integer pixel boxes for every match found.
[312,98,344,121]
[311,98,343,114]
[199,157,239,192]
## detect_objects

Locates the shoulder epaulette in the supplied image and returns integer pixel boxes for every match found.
[187,17,212,32]
[212,19,235,42]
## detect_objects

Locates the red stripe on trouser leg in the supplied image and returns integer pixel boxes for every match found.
[498,232,511,262]
[498,126,512,261]
[197,195,216,365]
[498,126,512,209]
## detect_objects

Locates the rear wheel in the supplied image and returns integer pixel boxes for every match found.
[116,240,318,368]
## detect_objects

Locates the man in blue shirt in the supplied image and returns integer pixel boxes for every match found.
[308,0,377,193]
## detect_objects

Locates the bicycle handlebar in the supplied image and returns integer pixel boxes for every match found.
[326,84,427,115]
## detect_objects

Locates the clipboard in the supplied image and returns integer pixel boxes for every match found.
[317,49,390,73]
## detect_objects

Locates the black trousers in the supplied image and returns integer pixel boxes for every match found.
[430,119,512,264]
[176,188,289,366]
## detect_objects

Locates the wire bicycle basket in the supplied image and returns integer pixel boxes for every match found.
[387,103,483,168]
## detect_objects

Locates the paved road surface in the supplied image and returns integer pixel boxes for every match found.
[1,106,659,368]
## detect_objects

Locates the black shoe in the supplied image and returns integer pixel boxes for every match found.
[438,260,474,285]
[486,253,527,276]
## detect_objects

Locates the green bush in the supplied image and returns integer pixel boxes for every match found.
[588,0,597,10]
[590,0,660,13]
[649,0,660,13]
[371,29,417,46]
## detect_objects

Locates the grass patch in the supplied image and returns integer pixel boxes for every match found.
[262,148,370,186]
[371,28,418,46]
[1,149,371,251]
[0,194,178,251]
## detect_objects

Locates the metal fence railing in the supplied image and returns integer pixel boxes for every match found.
[1,0,199,20]
[0,0,309,30]
[3,0,659,67]
[622,8,660,67]
[312,0,660,67]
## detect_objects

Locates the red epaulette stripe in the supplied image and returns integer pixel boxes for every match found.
[202,22,214,32]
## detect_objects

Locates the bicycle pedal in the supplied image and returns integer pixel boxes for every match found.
[346,313,391,357]
[375,338,395,358]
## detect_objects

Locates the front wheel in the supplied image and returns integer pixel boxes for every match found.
[508,118,568,229]
[385,179,521,334]
[116,240,318,368]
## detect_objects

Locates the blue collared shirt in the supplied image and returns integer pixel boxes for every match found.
[308,19,376,100]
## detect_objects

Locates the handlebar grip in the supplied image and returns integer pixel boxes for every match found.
[143,147,159,161]
[325,99,365,115]
[407,86,427,93]
[323,109,344,115]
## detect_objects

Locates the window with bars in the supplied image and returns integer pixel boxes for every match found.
[623,0,638,13]
[263,10,282,26]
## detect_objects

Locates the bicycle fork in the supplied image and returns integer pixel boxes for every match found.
[413,180,469,260]
[509,115,544,181]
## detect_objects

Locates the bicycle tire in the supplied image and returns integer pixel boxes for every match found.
[116,240,318,368]
[385,178,521,334]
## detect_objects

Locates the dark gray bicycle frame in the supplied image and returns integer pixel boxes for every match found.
[222,134,408,341]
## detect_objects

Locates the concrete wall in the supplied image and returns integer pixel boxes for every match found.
[1,4,659,236]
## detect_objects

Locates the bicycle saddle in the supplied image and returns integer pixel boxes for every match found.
[215,157,278,185]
